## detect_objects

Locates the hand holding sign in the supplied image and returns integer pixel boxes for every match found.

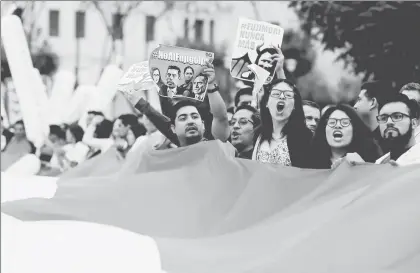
[203,60,216,86]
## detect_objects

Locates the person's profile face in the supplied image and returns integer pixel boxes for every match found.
[173,106,204,141]
[353,90,372,117]
[166,69,180,88]
[153,69,160,84]
[192,76,206,95]
[112,118,129,138]
[257,52,274,71]
[184,68,194,82]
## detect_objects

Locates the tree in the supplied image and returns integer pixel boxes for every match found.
[290,1,420,87]
[88,1,175,73]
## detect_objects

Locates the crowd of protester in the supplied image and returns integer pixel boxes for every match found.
[1,48,420,176]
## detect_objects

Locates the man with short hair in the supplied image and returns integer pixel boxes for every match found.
[160,65,183,98]
[234,87,253,108]
[399,82,420,142]
[353,81,394,153]
[375,93,419,165]
[229,105,261,159]
[190,74,208,101]
[302,100,321,134]
[179,66,194,95]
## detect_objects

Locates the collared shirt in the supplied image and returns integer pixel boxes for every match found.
[167,87,178,98]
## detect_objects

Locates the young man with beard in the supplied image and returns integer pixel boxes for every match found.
[130,61,230,147]
[375,93,420,165]
[229,105,261,159]
[353,81,394,153]
[168,100,235,158]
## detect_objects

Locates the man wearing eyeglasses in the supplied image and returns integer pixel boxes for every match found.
[353,81,394,153]
[375,93,420,165]
[229,105,261,159]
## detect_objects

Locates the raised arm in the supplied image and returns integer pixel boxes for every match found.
[134,98,179,145]
[203,62,230,142]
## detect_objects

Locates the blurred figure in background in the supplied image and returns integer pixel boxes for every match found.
[234,87,254,108]
[399,82,420,143]
[302,100,321,135]
[1,120,36,170]
[1,116,14,151]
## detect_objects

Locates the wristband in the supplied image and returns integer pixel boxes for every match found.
[207,84,219,94]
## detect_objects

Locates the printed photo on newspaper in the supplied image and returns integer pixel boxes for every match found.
[117,61,156,106]
[149,45,214,102]
[230,17,284,84]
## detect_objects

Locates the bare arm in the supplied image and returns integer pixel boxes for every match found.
[203,63,230,142]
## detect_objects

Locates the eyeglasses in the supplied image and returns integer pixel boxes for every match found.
[229,118,254,127]
[327,118,351,128]
[270,89,294,99]
[376,112,410,124]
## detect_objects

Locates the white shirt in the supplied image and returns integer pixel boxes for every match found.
[376,142,420,166]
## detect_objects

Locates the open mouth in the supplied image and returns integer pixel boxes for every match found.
[277,101,285,112]
[332,130,343,139]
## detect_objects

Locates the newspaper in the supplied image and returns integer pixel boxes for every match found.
[149,45,214,102]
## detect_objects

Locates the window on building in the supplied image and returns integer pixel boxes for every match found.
[184,19,189,39]
[49,10,60,37]
[146,15,156,42]
[75,11,86,38]
[209,20,215,44]
[112,13,123,40]
[194,19,204,42]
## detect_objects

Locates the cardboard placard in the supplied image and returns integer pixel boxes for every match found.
[230,17,284,84]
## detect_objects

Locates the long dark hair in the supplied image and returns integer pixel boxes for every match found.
[311,104,382,169]
[151,67,164,88]
[258,79,313,167]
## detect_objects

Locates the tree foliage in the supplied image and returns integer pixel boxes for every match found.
[290,1,420,87]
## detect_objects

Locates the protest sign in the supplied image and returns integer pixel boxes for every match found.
[149,45,214,102]
[230,17,284,84]
[117,61,162,113]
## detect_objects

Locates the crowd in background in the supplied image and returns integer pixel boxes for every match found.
[1,49,420,176]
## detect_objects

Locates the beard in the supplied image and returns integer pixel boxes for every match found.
[383,125,412,151]
[185,134,203,145]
